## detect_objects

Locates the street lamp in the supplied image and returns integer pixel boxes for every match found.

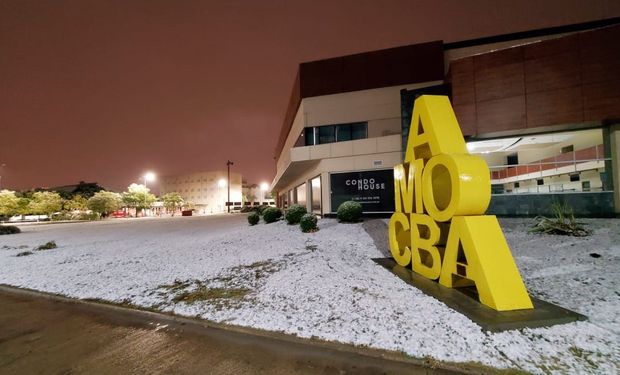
[226,160,234,213]
[260,182,269,204]
[143,172,155,216]
[218,178,226,212]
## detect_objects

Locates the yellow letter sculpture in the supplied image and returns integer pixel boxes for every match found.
[389,95,533,311]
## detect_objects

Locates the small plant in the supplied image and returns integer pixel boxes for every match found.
[337,201,363,223]
[37,241,57,250]
[285,204,307,225]
[299,213,318,233]
[530,201,589,237]
[0,225,21,235]
[247,212,260,226]
[262,207,282,223]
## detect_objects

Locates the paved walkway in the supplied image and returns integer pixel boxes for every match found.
[0,287,460,375]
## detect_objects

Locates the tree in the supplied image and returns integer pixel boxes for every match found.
[64,194,88,212]
[122,184,156,217]
[29,191,63,219]
[16,197,31,219]
[162,192,184,216]
[0,190,19,218]
[87,191,122,217]
[72,181,105,199]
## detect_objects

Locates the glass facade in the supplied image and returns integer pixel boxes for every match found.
[304,122,367,146]
[296,183,307,207]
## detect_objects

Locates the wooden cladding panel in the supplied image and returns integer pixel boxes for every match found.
[449,25,620,137]
[579,26,620,84]
[449,57,475,106]
[526,87,583,128]
[524,51,581,93]
[582,79,620,121]
[453,103,477,136]
[474,61,525,102]
[476,96,526,134]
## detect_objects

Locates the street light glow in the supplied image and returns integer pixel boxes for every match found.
[144,172,156,182]
[260,182,269,191]
[218,179,226,188]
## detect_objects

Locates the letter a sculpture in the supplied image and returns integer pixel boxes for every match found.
[389,95,533,311]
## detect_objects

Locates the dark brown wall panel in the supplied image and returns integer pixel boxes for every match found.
[453,103,477,136]
[524,51,581,93]
[582,79,620,121]
[526,87,583,127]
[299,41,444,98]
[523,34,578,59]
[474,47,525,102]
[476,96,526,134]
[449,57,475,106]
[579,25,620,84]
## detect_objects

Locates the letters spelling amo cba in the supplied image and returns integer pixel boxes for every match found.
[389,95,532,311]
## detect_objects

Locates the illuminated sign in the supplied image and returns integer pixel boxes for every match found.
[389,95,533,311]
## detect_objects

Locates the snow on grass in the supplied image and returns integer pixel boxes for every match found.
[1,215,619,374]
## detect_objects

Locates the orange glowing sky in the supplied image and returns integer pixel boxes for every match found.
[1,0,619,191]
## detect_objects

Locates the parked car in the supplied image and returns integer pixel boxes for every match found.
[111,210,127,218]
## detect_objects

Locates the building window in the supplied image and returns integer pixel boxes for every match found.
[303,122,368,146]
[537,179,544,186]
[318,126,336,144]
[296,183,307,207]
[310,176,321,214]
[570,174,580,182]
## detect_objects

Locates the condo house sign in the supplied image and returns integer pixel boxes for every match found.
[389,95,533,311]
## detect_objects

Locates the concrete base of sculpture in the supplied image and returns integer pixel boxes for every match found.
[373,257,586,332]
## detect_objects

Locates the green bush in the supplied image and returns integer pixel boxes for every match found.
[285,204,307,225]
[0,225,21,235]
[300,213,318,233]
[248,212,260,226]
[263,207,282,224]
[337,201,363,223]
[257,205,269,215]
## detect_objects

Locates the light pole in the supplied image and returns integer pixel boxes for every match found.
[226,160,233,213]
[143,172,155,217]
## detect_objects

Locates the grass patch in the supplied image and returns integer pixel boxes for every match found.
[172,286,251,304]
[36,241,57,250]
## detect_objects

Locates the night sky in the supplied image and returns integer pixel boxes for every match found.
[2,0,619,192]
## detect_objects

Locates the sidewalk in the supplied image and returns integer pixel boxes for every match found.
[0,286,469,375]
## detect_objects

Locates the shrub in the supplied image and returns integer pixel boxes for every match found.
[247,212,260,226]
[263,207,282,224]
[257,205,269,215]
[337,201,363,222]
[530,201,589,237]
[36,241,57,250]
[285,204,307,225]
[300,213,318,233]
[0,225,21,235]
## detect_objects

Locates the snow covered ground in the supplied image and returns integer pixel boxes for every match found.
[1,215,618,374]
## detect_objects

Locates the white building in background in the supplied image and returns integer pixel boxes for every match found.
[159,171,242,214]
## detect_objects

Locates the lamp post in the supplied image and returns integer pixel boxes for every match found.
[226,160,233,213]
[143,172,155,217]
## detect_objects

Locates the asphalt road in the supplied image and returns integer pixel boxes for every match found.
[0,287,460,375]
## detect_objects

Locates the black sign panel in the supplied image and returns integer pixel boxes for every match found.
[330,169,394,213]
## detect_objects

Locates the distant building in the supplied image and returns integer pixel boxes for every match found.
[242,181,275,207]
[160,171,242,214]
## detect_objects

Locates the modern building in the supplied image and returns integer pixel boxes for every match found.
[160,171,242,214]
[272,19,620,216]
